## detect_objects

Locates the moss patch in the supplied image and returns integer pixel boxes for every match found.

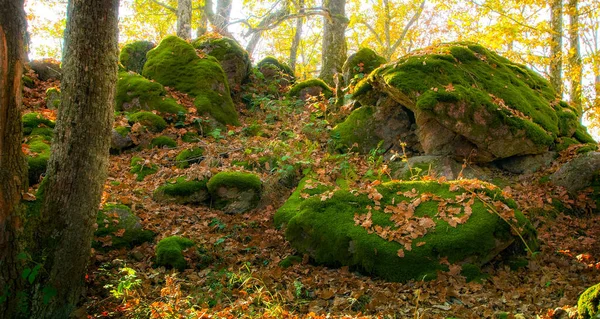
[127,111,167,132]
[143,36,239,126]
[578,283,600,319]
[119,40,155,74]
[207,172,262,194]
[288,78,333,99]
[153,177,210,204]
[116,71,186,114]
[175,147,204,168]
[45,87,61,109]
[257,56,294,77]
[155,236,195,270]
[130,156,158,181]
[150,135,177,148]
[207,172,262,213]
[330,106,380,153]
[343,48,386,83]
[22,112,55,136]
[26,136,51,186]
[95,204,154,249]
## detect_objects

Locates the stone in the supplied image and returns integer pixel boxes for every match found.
[342,47,386,85]
[550,152,600,194]
[207,172,262,213]
[119,40,155,74]
[29,59,61,81]
[496,152,557,174]
[94,204,154,249]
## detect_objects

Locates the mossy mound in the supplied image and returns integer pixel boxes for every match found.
[192,35,251,91]
[127,111,167,132]
[207,172,262,213]
[23,75,35,88]
[288,79,333,101]
[351,42,591,162]
[153,177,210,204]
[257,56,294,77]
[22,112,55,136]
[256,56,295,91]
[578,283,600,319]
[342,48,386,85]
[119,40,155,74]
[150,135,177,148]
[130,156,158,181]
[155,236,195,270]
[143,36,239,126]
[94,204,155,249]
[45,87,60,109]
[175,147,204,168]
[275,177,536,282]
[26,136,51,186]
[116,71,186,114]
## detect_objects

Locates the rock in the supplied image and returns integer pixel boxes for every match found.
[45,87,60,109]
[175,147,204,169]
[350,42,592,163]
[127,111,167,133]
[29,59,61,81]
[257,56,295,88]
[153,177,210,205]
[143,36,239,126]
[578,282,600,319]
[550,152,600,194]
[274,177,536,283]
[288,79,333,101]
[155,236,195,270]
[110,127,134,151]
[150,135,177,149]
[496,152,557,174]
[192,35,251,93]
[389,155,489,180]
[116,71,186,114]
[119,40,155,74]
[94,204,154,249]
[26,136,51,186]
[207,172,262,213]
[342,47,386,85]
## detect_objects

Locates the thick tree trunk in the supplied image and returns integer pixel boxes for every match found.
[0,0,27,317]
[319,0,347,86]
[177,0,192,40]
[215,0,232,34]
[289,0,305,73]
[550,0,563,96]
[197,4,208,37]
[30,0,119,317]
[568,0,582,114]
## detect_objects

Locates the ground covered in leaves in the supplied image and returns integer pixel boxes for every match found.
[22,70,600,319]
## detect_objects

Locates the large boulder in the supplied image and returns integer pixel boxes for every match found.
[275,177,536,282]
[116,71,186,114]
[578,282,600,319]
[119,40,155,74]
[257,56,295,88]
[143,36,239,126]
[348,42,592,163]
[551,152,600,196]
[153,177,210,205]
[342,48,386,85]
[192,35,251,93]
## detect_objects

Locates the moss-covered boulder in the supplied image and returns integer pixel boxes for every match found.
[578,283,600,319]
[143,36,239,126]
[351,42,591,163]
[45,87,60,109]
[275,177,536,282]
[175,147,204,168]
[22,112,55,136]
[150,135,177,148]
[94,204,154,249]
[192,35,251,92]
[207,172,262,213]
[153,177,210,204]
[155,236,195,270]
[29,59,61,81]
[119,40,155,74]
[342,48,386,85]
[130,156,158,181]
[127,111,167,132]
[116,71,185,114]
[26,136,51,186]
[289,79,333,101]
[257,56,295,88]
[110,126,134,152]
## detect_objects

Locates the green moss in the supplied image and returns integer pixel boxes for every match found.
[279,255,302,268]
[143,36,239,126]
[45,87,60,109]
[288,79,333,98]
[275,179,535,282]
[257,56,294,77]
[130,156,158,181]
[115,126,130,137]
[95,204,155,249]
[22,112,55,136]
[127,111,167,132]
[207,171,262,194]
[26,136,51,186]
[181,131,200,142]
[574,125,596,144]
[577,144,599,154]
[175,147,204,168]
[23,75,35,88]
[578,283,600,319]
[150,135,177,148]
[192,35,248,62]
[119,40,155,74]
[556,137,580,152]
[30,127,54,140]
[153,177,210,204]
[116,71,186,115]
[207,172,262,212]
[155,236,195,270]
[344,48,386,82]
[330,106,380,153]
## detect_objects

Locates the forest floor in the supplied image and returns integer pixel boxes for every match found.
[23,74,600,319]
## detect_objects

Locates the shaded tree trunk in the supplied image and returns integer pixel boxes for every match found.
[29,0,119,317]
[319,0,347,86]
[289,0,305,72]
[550,0,563,96]
[0,0,28,317]
[197,3,208,36]
[568,0,582,114]
[177,0,192,39]
[215,0,232,34]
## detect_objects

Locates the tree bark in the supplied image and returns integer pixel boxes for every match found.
[550,0,563,96]
[215,0,232,34]
[30,0,119,317]
[177,0,192,40]
[319,0,347,86]
[0,0,28,317]
[289,0,305,72]
[568,0,582,114]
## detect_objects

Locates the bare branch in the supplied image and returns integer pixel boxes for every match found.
[149,0,176,13]
[389,0,426,58]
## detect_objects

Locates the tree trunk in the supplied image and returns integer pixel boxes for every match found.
[0,0,28,317]
[29,0,119,317]
[550,0,563,96]
[289,0,305,72]
[197,3,208,37]
[177,0,192,40]
[215,0,232,34]
[568,0,582,114]
[319,0,347,86]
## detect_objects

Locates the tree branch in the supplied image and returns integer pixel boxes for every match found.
[149,0,176,13]
[389,0,426,58]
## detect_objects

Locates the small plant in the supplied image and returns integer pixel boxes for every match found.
[104,267,142,302]
[293,280,304,299]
